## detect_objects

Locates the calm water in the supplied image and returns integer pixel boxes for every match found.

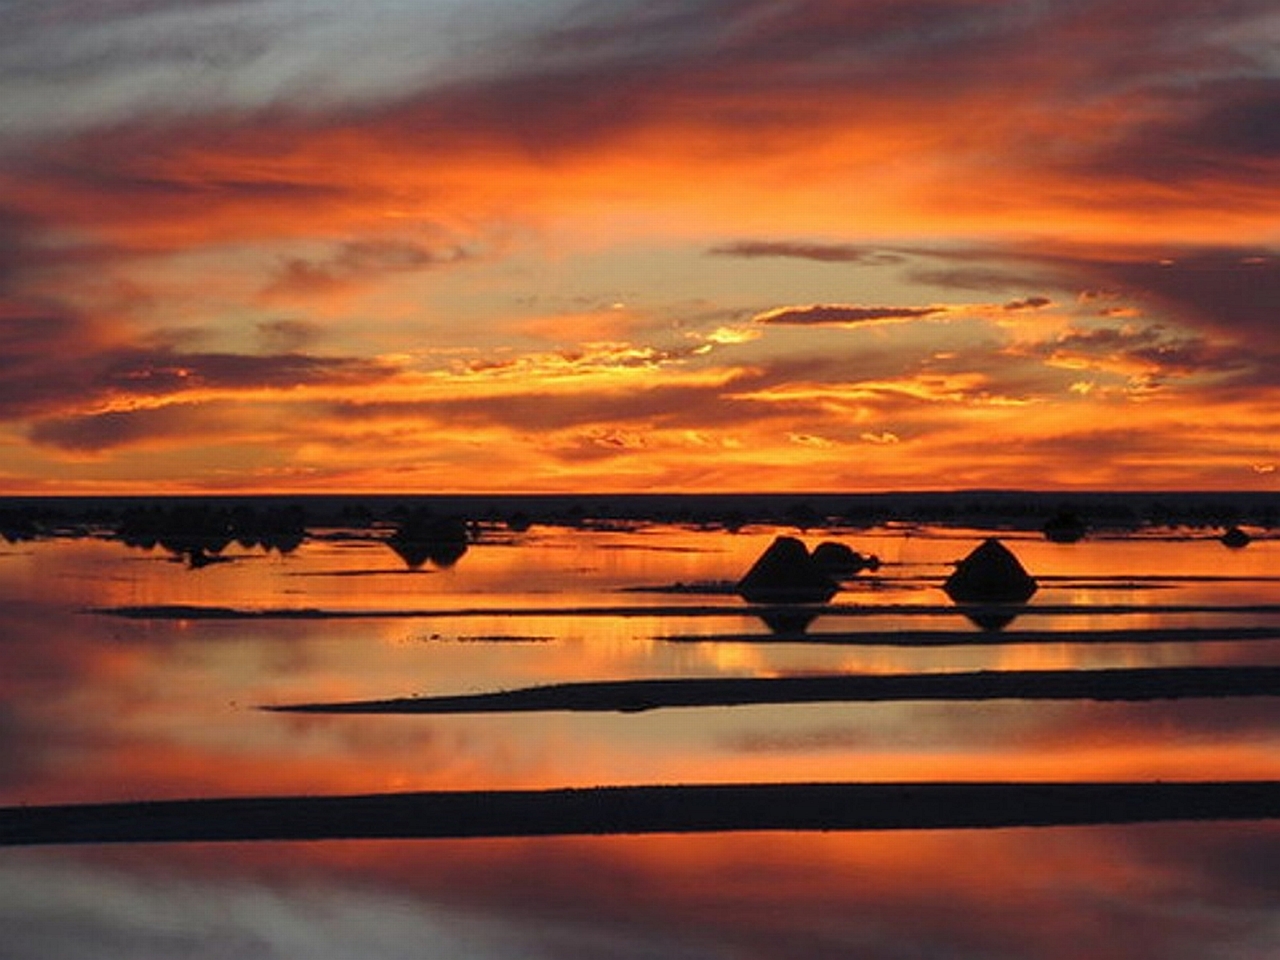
[1,520,1277,958]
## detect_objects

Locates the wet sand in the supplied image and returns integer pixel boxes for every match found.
[94,602,1280,620]
[3,782,1278,846]
[655,626,1280,645]
[265,665,1280,714]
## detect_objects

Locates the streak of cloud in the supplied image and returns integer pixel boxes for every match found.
[754,305,944,326]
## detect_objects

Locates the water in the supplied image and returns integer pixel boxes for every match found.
[1,517,1277,958]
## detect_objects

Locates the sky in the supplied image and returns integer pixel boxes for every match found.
[1,0,1278,494]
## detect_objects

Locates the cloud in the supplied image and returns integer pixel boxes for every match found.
[709,241,904,265]
[905,243,1280,353]
[94,349,397,395]
[1069,77,1280,189]
[262,239,473,299]
[1074,251,1280,346]
[1021,324,1255,385]
[27,403,241,454]
[255,318,322,351]
[754,304,944,326]
[0,305,118,419]
[1003,296,1052,311]
[0,301,402,450]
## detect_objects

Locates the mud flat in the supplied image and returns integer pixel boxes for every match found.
[3,781,1278,846]
[93,602,1280,620]
[656,626,1280,645]
[265,665,1280,715]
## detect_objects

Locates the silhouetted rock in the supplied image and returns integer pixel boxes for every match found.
[1042,510,1088,543]
[736,536,838,604]
[811,541,881,577]
[1220,526,1251,549]
[943,538,1038,604]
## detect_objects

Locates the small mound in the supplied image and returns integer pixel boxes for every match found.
[944,538,1038,604]
[737,536,838,605]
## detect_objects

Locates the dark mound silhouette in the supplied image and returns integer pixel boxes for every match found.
[943,538,1038,604]
[811,541,880,577]
[736,536,838,605]
[1042,510,1088,543]
[1221,526,1251,549]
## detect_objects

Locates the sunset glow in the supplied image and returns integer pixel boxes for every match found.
[3,1,1278,492]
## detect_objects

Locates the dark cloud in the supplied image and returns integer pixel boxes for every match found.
[27,403,238,453]
[1021,323,1256,383]
[326,378,751,435]
[1072,78,1280,186]
[1075,251,1280,346]
[0,307,116,419]
[255,319,321,352]
[756,304,943,326]
[904,243,1280,355]
[708,240,904,265]
[95,349,396,394]
[18,342,402,452]
[1003,296,1051,311]
[910,264,1062,294]
[0,298,399,430]
[263,239,472,298]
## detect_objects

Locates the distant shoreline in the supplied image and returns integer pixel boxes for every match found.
[2,489,1277,532]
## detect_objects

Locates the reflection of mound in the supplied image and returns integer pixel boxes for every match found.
[944,539,1037,604]
[736,536,838,605]
[757,608,820,635]
[387,513,469,569]
[962,608,1021,632]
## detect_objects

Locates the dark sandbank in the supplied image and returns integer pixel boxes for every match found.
[656,626,1280,645]
[265,666,1280,715]
[92,602,1280,620]
[3,781,1278,846]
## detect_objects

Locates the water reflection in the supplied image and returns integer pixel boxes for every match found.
[0,516,1277,958]
[386,510,470,569]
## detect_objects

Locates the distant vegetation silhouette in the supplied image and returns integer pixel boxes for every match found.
[385,509,470,569]
[114,503,306,567]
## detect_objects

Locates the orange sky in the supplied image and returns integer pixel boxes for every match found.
[2,0,1278,493]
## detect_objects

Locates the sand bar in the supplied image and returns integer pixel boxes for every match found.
[266,665,1280,715]
[3,782,1278,846]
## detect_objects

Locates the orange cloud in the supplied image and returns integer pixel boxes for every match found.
[0,1,1276,491]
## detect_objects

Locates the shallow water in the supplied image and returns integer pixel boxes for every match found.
[1,521,1277,958]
